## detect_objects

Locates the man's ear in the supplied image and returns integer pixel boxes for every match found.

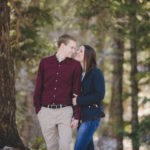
[59,43,62,49]
[61,43,66,48]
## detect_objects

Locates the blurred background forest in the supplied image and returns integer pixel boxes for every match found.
[0,0,150,150]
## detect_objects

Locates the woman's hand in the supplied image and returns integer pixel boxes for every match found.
[72,93,78,106]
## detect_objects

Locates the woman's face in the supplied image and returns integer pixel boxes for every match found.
[74,46,85,63]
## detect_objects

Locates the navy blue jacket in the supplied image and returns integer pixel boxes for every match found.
[77,67,105,122]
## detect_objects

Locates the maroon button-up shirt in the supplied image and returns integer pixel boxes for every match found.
[33,53,82,119]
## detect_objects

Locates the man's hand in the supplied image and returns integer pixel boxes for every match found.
[72,93,78,106]
[71,117,79,129]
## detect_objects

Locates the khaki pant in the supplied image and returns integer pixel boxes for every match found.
[37,106,73,150]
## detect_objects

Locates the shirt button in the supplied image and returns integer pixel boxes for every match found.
[54,88,56,90]
[56,80,58,82]
[56,72,59,75]
[53,95,55,97]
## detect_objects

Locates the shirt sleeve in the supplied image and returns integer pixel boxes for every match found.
[33,59,44,114]
[76,69,105,106]
[72,62,82,120]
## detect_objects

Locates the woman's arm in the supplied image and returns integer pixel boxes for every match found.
[76,68,105,107]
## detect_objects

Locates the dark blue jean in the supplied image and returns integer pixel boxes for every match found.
[74,118,101,150]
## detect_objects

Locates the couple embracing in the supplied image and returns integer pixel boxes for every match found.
[33,34,105,150]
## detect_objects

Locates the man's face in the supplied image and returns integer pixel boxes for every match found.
[62,40,76,58]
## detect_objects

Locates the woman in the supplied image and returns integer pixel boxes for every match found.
[72,45,105,150]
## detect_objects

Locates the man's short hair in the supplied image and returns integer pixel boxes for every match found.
[57,34,76,47]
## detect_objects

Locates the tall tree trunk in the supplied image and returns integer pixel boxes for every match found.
[129,0,139,149]
[21,92,34,146]
[0,1,27,149]
[109,0,125,148]
[109,30,124,150]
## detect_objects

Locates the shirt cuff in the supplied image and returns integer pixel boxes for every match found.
[73,105,81,120]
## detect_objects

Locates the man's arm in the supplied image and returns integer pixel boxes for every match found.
[72,62,82,120]
[33,59,44,114]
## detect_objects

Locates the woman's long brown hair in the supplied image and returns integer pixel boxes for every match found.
[83,45,97,73]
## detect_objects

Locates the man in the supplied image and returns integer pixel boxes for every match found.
[33,34,82,150]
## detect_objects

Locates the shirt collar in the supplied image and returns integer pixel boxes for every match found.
[52,53,68,64]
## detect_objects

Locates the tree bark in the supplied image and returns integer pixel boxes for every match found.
[109,30,124,150]
[0,1,28,149]
[109,1,125,149]
[129,0,139,149]
[21,92,34,146]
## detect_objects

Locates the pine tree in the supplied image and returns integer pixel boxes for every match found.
[0,1,28,149]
